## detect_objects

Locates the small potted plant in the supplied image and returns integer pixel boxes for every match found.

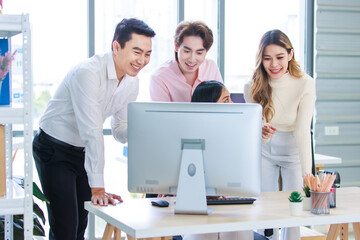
[288,191,303,216]
[302,184,311,211]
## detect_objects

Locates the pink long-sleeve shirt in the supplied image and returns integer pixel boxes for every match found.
[149,58,223,102]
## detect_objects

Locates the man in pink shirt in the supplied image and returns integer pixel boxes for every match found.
[150,21,223,102]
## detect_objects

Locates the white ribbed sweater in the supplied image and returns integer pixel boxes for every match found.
[244,73,316,175]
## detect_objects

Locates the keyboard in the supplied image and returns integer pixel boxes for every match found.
[207,197,256,205]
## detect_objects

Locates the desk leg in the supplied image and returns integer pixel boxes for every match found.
[127,234,172,240]
[339,224,348,240]
[353,222,360,240]
[88,212,96,240]
[327,224,341,240]
[327,224,351,240]
[114,227,121,240]
[127,235,135,240]
[103,223,115,240]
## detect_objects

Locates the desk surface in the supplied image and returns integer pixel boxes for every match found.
[314,153,342,165]
[85,187,360,239]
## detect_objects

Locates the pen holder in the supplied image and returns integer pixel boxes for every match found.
[310,191,330,215]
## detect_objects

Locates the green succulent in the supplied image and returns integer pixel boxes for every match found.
[288,191,303,202]
[303,184,311,198]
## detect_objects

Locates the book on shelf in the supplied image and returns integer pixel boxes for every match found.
[0,38,11,105]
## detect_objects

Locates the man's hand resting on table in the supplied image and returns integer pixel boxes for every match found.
[91,188,123,206]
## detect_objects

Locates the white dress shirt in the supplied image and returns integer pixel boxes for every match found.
[39,52,139,188]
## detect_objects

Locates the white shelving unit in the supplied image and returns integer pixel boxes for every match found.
[0,14,33,240]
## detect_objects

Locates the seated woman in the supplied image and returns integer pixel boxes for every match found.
[191,80,232,103]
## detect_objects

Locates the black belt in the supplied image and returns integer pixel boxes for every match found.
[38,128,85,152]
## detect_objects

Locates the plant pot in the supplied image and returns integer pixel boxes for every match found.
[289,201,303,216]
[303,197,311,211]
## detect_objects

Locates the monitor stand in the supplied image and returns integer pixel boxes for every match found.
[175,139,213,215]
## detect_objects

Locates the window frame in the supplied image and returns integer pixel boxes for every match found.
[86,0,312,135]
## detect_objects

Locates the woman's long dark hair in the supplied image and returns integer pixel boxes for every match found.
[191,81,225,103]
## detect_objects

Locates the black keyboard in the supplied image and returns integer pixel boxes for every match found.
[207,197,256,205]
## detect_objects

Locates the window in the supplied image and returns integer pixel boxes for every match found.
[224,0,302,93]
[5,0,304,123]
[95,0,178,102]
[4,1,306,238]
[184,0,219,63]
[5,0,88,127]
[5,1,88,236]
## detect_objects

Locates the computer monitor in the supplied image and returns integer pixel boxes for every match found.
[128,102,262,214]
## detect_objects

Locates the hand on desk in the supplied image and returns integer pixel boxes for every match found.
[262,123,276,140]
[91,187,123,206]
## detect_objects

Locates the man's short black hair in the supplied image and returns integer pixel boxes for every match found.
[112,18,156,50]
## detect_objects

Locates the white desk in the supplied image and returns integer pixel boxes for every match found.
[314,154,342,165]
[314,153,342,173]
[85,187,360,240]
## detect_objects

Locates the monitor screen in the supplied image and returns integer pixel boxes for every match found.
[128,102,262,214]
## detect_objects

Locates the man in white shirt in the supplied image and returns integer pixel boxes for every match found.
[33,18,155,240]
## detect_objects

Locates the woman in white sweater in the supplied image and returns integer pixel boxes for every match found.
[244,29,316,240]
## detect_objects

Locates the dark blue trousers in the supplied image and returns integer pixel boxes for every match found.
[33,129,91,240]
